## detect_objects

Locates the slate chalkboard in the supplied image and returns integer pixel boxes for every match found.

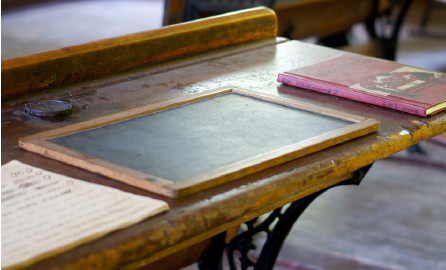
[19,87,380,197]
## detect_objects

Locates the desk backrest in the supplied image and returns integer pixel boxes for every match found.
[274,0,388,40]
[1,7,277,100]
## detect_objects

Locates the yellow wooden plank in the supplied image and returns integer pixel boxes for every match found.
[1,7,277,100]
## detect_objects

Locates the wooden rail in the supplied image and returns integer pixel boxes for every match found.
[1,7,277,100]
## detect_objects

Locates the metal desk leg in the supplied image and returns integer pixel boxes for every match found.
[198,164,373,270]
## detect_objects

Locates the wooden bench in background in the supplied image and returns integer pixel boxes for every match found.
[164,0,412,61]
[2,6,445,270]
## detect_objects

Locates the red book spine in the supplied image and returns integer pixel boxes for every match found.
[277,74,427,116]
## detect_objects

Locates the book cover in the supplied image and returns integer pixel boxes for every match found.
[277,54,446,116]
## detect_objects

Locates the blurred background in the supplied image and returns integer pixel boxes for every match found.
[2,0,446,269]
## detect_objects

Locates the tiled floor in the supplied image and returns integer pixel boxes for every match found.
[2,1,446,269]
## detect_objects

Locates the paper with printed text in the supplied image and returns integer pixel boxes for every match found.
[1,160,169,269]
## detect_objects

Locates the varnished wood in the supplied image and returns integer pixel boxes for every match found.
[162,0,392,60]
[2,10,446,269]
[266,144,446,269]
[163,0,389,40]
[138,238,211,270]
[273,0,379,40]
[163,0,187,26]
[163,0,390,28]
[2,39,445,270]
[18,87,233,197]
[19,87,379,197]
[1,7,277,100]
[137,223,238,270]
[120,171,356,270]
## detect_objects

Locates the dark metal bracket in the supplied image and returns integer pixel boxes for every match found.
[367,0,413,60]
[198,164,374,270]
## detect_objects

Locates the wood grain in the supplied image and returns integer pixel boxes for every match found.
[1,7,277,100]
[19,87,234,197]
[4,39,445,270]
[19,87,379,197]
[163,0,186,26]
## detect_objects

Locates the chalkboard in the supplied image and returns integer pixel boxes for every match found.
[19,87,380,197]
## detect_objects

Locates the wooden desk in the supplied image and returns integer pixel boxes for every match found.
[2,7,445,270]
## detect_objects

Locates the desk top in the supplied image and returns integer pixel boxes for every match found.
[2,38,446,270]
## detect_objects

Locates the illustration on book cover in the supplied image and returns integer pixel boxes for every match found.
[351,67,446,100]
[278,53,446,116]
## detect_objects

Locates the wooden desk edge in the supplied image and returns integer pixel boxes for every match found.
[120,171,356,270]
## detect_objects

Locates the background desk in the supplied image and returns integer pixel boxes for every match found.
[2,8,446,270]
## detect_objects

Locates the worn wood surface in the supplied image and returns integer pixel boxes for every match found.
[279,147,446,269]
[2,37,446,269]
[1,7,277,100]
[19,87,378,197]
[163,0,389,40]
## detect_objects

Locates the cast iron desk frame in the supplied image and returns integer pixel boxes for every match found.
[198,164,373,270]
[2,39,446,270]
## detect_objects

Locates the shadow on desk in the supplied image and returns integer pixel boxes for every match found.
[182,140,446,270]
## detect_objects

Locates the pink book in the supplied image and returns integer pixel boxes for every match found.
[277,54,446,116]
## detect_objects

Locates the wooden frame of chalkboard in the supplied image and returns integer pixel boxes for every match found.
[19,87,380,197]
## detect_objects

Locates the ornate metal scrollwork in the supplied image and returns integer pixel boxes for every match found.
[199,164,373,270]
[226,208,283,270]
